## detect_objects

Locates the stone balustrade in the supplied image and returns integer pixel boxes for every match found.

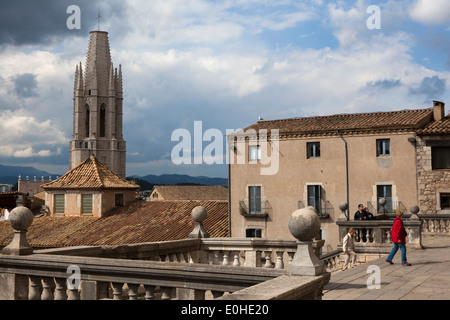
[418,214,450,234]
[0,205,332,300]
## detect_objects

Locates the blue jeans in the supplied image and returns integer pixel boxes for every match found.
[387,243,407,263]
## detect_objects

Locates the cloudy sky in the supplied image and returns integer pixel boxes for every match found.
[0,0,450,179]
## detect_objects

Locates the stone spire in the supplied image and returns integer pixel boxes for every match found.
[69,30,126,178]
[84,31,112,97]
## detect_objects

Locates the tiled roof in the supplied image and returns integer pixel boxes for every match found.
[235,108,434,138]
[42,156,139,190]
[152,185,228,201]
[0,200,229,248]
[416,116,450,135]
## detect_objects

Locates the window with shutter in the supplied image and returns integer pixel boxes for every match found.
[82,194,93,214]
[54,195,65,214]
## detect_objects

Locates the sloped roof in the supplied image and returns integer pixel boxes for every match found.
[416,116,450,135]
[0,200,229,248]
[152,185,228,201]
[42,156,139,190]
[234,108,434,138]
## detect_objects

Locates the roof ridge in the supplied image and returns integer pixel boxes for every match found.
[257,107,432,123]
[90,156,105,188]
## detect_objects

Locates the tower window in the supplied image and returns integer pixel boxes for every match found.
[85,106,90,138]
[100,105,106,137]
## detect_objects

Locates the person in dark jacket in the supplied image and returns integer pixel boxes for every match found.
[386,210,411,266]
[354,204,368,242]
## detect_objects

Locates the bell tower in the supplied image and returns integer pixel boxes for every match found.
[69,31,126,177]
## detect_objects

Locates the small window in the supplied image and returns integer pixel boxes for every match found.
[115,193,124,207]
[82,194,93,214]
[249,145,261,161]
[248,186,261,215]
[307,185,322,214]
[54,194,65,214]
[246,228,262,238]
[376,139,390,156]
[307,142,320,159]
[440,193,450,209]
[432,147,450,169]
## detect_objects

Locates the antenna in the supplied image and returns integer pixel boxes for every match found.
[97,11,102,31]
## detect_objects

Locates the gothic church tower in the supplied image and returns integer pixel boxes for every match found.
[70,31,126,177]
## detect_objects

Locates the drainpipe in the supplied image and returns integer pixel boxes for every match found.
[228,162,231,237]
[336,130,349,221]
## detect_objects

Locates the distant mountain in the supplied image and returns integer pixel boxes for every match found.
[0,164,58,185]
[130,174,228,189]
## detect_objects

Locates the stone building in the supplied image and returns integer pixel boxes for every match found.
[69,31,126,178]
[228,101,450,250]
[416,101,450,214]
[42,156,138,217]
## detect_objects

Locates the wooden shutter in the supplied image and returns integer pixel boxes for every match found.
[54,195,65,214]
[82,194,93,214]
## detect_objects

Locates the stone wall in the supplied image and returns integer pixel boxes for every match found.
[416,135,450,214]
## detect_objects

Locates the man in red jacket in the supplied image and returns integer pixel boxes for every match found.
[386,210,411,266]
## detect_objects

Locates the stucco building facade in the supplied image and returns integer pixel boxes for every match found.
[228,101,450,250]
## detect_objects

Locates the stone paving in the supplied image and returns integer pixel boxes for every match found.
[322,234,450,300]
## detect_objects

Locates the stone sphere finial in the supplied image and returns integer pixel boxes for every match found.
[288,206,321,242]
[189,206,210,238]
[2,206,34,256]
[378,198,386,206]
[8,206,34,231]
[339,202,348,212]
[191,206,207,222]
[410,205,419,215]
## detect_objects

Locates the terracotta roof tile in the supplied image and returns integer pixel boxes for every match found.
[416,116,450,135]
[42,156,139,190]
[152,185,228,201]
[234,108,434,138]
[0,200,229,248]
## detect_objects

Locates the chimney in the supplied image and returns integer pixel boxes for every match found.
[433,100,445,121]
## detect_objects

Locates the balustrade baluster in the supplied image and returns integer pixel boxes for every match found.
[160,287,171,300]
[275,251,284,269]
[288,252,295,266]
[144,285,155,300]
[41,277,55,300]
[112,282,124,300]
[232,251,240,267]
[54,278,68,300]
[179,252,187,263]
[127,283,140,300]
[222,251,229,265]
[67,287,80,300]
[213,251,220,265]
[263,251,273,268]
[96,281,109,300]
[28,276,42,300]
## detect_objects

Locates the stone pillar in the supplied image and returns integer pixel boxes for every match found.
[1,206,34,256]
[189,206,210,238]
[288,206,326,276]
[376,198,388,220]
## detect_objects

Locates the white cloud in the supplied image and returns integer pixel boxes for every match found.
[410,0,450,25]
[0,111,68,158]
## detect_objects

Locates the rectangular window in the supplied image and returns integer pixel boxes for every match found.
[377,185,393,212]
[376,139,390,156]
[115,193,124,207]
[440,193,450,209]
[246,228,262,238]
[248,186,261,215]
[432,147,450,169]
[307,185,322,214]
[249,145,261,161]
[54,194,65,214]
[307,142,320,159]
[81,194,93,215]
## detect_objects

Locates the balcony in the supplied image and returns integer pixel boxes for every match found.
[239,200,271,218]
[298,200,333,219]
